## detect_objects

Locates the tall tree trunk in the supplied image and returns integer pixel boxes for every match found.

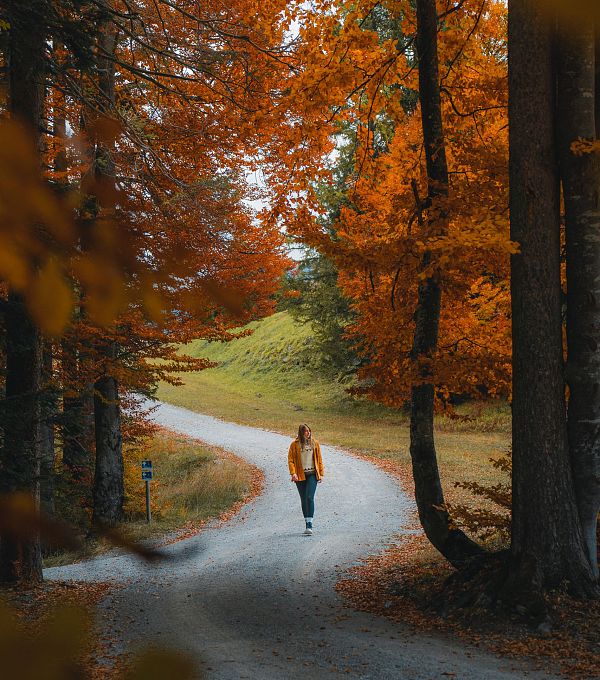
[53,83,96,488]
[409,0,483,568]
[91,10,124,526]
[596,27,600,141]
[39,343,55,517]
[92,341,123,526]
[557,21,600,580]
[506,0,597,599]
[0,1,46,583]
[1,295,44,582]
[39,91,69,519]
[62,335,95,483]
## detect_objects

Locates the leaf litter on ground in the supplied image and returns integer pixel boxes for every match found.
[336,452,600,680]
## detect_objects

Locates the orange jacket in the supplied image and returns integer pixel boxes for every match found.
[288,438,324,481]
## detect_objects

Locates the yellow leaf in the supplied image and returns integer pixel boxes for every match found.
[26,258,73,336]
[200,280,245,316]
[143,285,164,323]
[0,238,29,288]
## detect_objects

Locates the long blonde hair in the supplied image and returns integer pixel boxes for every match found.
[298,423,311,446]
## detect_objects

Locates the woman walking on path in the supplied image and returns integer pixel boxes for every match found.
[288,424,324,535]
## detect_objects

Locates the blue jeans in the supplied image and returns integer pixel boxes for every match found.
[295,473,318,519]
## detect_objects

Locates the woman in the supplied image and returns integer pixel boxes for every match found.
[288,424,324,535]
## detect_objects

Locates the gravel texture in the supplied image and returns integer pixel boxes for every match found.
[46,401,558,679]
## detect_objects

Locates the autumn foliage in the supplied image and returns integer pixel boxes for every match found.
[0,0,598,655]
[0,0,292,579]
[259,0,514,410]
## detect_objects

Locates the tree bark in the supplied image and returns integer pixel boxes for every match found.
[0,1,46,583]
[409,0,483,569]
[91,10,124,527]
[0,294,44,582]
[507,0,598,599]
[62,336,95,483]
[557,21,600,580]
[92,341,124,526]
[51,70,97,490]
[596,27,600,140]
[39,92,69,519]
[39,343,56,518]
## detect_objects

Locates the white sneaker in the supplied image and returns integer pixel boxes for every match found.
[304,526,313,535]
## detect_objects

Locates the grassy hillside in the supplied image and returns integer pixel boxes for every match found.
[160,311,401,427]
[157,311,511,491]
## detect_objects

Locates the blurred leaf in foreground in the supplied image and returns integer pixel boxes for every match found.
[124,648,198,680]
[0,602,90,680]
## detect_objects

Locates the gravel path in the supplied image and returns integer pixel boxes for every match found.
[46,402,557,679]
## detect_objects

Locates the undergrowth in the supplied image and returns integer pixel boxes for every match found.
[447,452,512,545]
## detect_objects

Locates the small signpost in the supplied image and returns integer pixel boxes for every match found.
[141,459,153,522]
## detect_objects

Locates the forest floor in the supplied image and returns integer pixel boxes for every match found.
[336,454,600,680]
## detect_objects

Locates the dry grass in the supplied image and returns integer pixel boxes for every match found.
[124,430,254,531]
[44,430,259,567]
[121,430,261,547]
[160,372,511,514]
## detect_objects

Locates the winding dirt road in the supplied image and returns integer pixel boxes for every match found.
[46,402,557,679]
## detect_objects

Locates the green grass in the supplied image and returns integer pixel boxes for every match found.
[157,311,511,494]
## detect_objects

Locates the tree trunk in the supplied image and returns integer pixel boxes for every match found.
[91,10,124,527]
[557,21,600,580]
[39,343,56,517]
[409,0,483,569]
[62,337,95,484]
[596,27,600,140]
[39,93,68,519]
[506,0,598,599]
[92,341,124,526]
[63,388,95,482]
[1,294,44,582]
[53,78,96,489]
[0,1,46,583]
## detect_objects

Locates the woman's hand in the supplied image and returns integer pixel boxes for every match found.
[291,473,299,482]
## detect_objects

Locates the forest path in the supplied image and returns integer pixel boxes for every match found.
[46,402,556,680]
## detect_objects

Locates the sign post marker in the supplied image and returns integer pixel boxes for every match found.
[141,460,153,522]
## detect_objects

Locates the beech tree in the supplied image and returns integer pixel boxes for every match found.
[409,0,483,567]
[272,0,597,596]
[505,0,597,599]
[557,18,600,581]
[271,0,510,568]
[0,0,290,579]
